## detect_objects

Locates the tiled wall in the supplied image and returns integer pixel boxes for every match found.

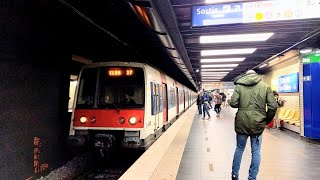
[260,56,301,112]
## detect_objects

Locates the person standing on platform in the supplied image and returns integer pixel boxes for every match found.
[221,92,227,108]
[202,96,211,120]
[196,94,203,115]
[214,93,222,117]
[272,91,285,129]
[208,93,213,109]
[229,70,277,180]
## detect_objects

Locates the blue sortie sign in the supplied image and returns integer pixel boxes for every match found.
[192,3,243,27]
[278,72,299,93]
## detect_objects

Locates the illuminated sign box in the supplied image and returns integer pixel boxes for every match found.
[302,51,320,64]
[108,68,134,77]
[192,0,320,27]
[278,72,299,93]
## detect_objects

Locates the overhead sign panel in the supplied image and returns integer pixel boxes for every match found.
[278,72,299,93]
[192,3,243,26]
[192,0,320,27]
[302,51,320,64]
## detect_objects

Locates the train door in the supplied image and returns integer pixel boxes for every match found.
[151,83,160,131]
[162,83,168,124]
[183,90,185,109]
[176,87,179,114]
[187,91,189,107]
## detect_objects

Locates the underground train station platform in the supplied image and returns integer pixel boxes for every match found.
[119,105,320,180]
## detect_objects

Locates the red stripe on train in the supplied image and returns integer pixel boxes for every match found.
[73,109,144,128]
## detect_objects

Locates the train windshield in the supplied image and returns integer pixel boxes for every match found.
[76,67,145,109]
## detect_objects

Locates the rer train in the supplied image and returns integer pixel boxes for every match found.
[68,62,197,157]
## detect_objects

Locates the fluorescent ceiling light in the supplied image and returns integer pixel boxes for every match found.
[202,75,224,77]
[259,64,267,68]
[202,76,223,78]
[268,57,280,64]
[300,48,313,54]
[201,72,227,75]
[201,75,227,77]
[201,64,239,68]
[200,33,274,44]
[202,76,225,78]
[201,48,256,56]
[201,58,245,63]
[201,72,229,74]
[201,68,233,72]
[202,79,224,81]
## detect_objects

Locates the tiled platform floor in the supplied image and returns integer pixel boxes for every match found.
[120,105,320,180]
[177,107,320,180]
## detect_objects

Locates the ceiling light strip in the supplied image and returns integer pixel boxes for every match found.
[201,58,245,63]
[201,64,239,68]
[200,33,274,44]
[201,48,256,56]
[201,72,229,74]
[259,64,267,68]
[201,68,233,71]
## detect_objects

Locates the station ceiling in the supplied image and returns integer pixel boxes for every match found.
[63,0,320,91]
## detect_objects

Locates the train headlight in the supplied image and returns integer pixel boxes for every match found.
[129,116,137,125]
[79,116,87,124]
[118,117,125,124]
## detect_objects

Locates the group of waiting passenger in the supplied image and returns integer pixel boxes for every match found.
[196,91,227,119]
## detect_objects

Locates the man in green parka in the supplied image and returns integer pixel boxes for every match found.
[229,70,277,180]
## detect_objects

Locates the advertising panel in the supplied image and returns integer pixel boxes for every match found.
[278,72,299,93]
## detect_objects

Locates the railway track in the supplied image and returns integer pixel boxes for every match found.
[71,149,143,180]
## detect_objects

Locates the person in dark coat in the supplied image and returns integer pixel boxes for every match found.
[196,94,203,115]
[229,70,277,180]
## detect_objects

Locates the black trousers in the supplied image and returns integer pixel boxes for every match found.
[214,104,221,114]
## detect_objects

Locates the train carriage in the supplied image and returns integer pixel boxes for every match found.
[68,62,196,156]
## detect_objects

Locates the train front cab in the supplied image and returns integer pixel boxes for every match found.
[68,64,147,152]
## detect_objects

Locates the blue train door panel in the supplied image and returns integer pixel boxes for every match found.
[303,52,320,139]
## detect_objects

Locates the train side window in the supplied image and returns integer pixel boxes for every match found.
[151,82,156,115]
[151,83,162,115]
[158,84,163,113]
[168,87,175,108]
